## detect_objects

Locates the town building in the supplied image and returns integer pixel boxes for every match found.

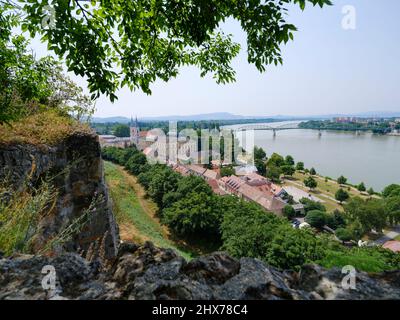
[383,240,400,253]
[98,134,132,148]
[99,116,145,149]
[218,174,286,215]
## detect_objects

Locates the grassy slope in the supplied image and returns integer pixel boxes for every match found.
[281,171,379,212]
[104,161,198,260]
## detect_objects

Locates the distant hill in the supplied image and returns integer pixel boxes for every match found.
[91,113,248,123]
[141,112,246,121]
[91,111,400,123]
[92,116,131,123]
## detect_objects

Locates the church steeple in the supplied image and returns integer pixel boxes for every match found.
[130,115,140,147]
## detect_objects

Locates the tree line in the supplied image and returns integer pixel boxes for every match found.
[102,146,400,272]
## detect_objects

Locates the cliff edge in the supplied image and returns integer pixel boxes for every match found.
[0,125,399,300]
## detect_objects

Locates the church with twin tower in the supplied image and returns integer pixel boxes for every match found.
[130,116,140,147]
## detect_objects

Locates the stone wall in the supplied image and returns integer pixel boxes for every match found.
[0,242,399,300]
[0,131,119,259]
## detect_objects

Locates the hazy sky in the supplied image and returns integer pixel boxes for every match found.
[30,0,400,118]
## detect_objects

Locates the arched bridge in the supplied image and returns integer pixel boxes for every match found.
[233,122,300,131]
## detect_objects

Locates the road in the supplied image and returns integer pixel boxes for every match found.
[373,225,400,245]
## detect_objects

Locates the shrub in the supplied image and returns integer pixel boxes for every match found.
[304,176,317,190]
[326,210,346,230]
[283,205,296,219]
[296,162,304,171]
[335,228,353,242]
[335,188,349,203]
[383,184,400,198]
[337,175,347,185]
[300,198,326,213]
[220,166,235,177]
[357,182,366,192]
[305,210,327,229]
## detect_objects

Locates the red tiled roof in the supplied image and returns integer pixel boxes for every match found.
[187,164,207,175]
[203,169,219,180]
[207,179,226,195]
[237,184,285,214]
[383,240,400,253]
[224,175,245,191]
[174,165,190,176]
[245,172,266,181]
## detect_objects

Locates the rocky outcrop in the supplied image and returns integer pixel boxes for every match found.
[0,132,119,259]
[0,241,399,300]
[1,130,399,300]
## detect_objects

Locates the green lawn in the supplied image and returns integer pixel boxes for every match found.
[282,171,378,212]
[104,161,196,260]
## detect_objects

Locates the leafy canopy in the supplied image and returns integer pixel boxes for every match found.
[0,4,95,124]
[2,0,331,101]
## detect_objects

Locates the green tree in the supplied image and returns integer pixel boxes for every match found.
[335,188,349,204]
[367,187,375,195]
[344,197,388,235]
[285,155,295,166]
[220,166,235,177]
[384,196,400,225]
[266,164,281,182]
[296,162,305,171]
[162,175,213,209]
[305,210,327,229]
[113,124,130,137]
[281,165,295,177]
[300,198,326,213]
[255,158,267,177]
[267,153,285,168]
[357,182,366,192]
[125,152,148,175]
[0,24,94,123]
[2,0,332,100]
[335,228,353,242]
[283,205,296,219]
[265,225,326,270]
[304,176,317,190]
[383,184,400,198]
[221,200,283,260]
[253,146,267,161]
[326,209,346,230]
[144,166,181,209]
[162,192,223,239]
[309,167,316,175]
[337,175,347,185]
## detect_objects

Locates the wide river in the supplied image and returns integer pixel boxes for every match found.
[226,121,400,192]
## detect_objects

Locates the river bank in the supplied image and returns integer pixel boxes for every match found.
[228,122,400,192]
